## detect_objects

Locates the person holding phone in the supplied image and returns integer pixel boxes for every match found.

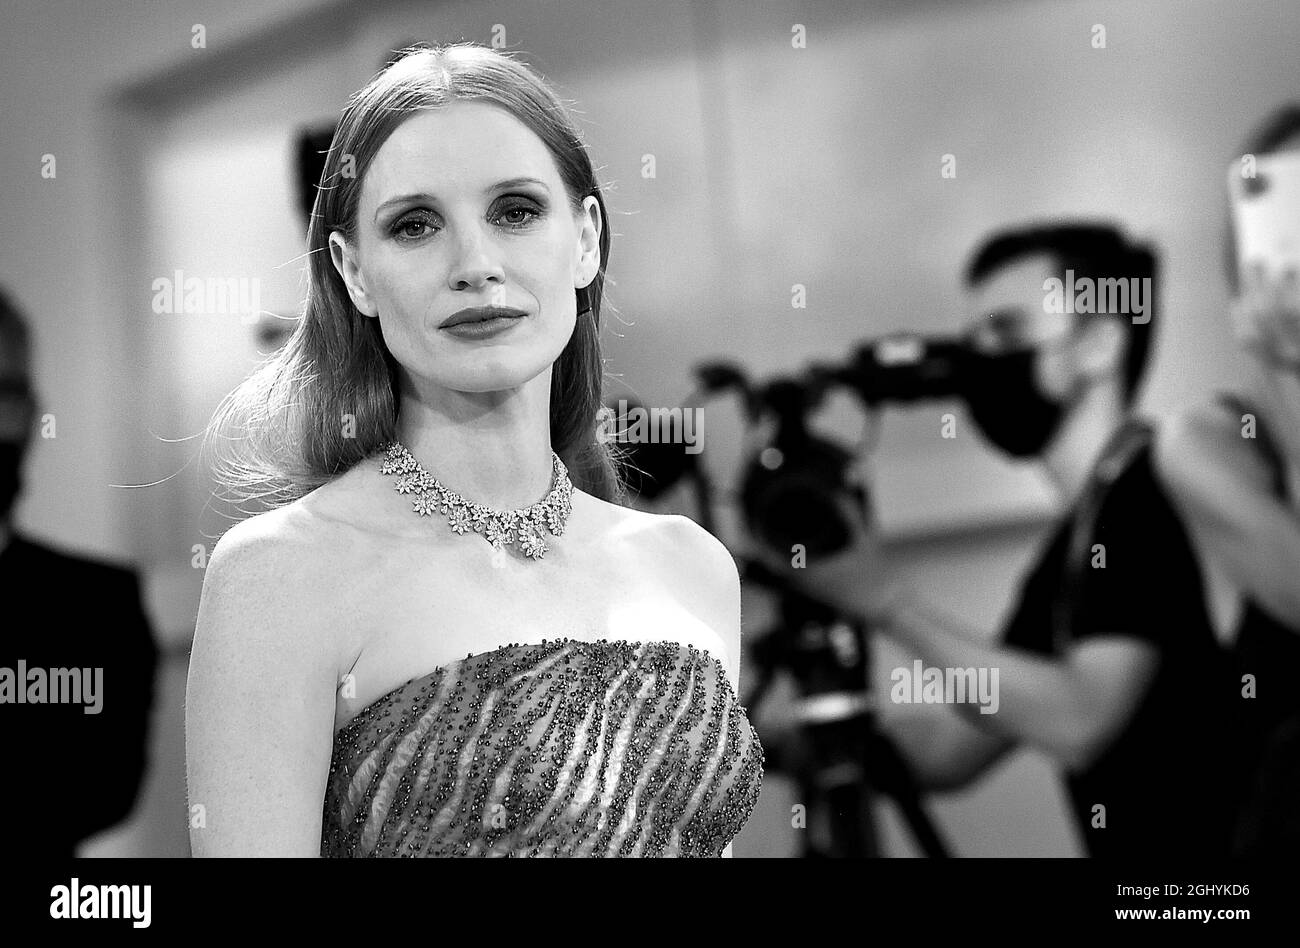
[1155,103,1300,857]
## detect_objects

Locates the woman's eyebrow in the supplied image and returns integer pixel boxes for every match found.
[373,178,550,222]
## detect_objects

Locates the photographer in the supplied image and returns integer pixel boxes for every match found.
[789,224,1240,857]
[1155,105,1300,857]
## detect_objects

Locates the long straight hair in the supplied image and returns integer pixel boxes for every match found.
[205,43,627,520]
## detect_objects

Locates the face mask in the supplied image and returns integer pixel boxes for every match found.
[960,347,1067,458]
[0,442,24,519]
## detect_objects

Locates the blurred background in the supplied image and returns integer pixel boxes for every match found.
[0,0,1295,856]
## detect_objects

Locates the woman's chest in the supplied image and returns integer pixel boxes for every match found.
[327,537,726,732]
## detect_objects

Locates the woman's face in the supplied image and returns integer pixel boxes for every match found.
[330,101,601,396]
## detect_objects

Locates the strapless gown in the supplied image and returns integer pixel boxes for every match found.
[321,637,765,857]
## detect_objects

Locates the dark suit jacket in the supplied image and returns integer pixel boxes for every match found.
[0,530,158,858]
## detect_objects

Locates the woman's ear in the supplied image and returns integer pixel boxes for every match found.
[574,196,602,289]
[329,231,377,317]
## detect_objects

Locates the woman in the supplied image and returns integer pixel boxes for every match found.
[1155,104,1300,856]
[184,43,763,857]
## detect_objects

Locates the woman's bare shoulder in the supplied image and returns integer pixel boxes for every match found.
[579,495,733,569]
[199,469,381,676]
[209,493,343,576]
[620,504,732,566]
[588,500,740,652]
[212,455,389,558]
[577,494,701,559]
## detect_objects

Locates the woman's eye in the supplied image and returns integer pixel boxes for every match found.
[392,215,434,240]
[497,203,542,227]
[390,201,540,241]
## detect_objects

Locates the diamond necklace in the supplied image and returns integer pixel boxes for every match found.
[377,441,573,560]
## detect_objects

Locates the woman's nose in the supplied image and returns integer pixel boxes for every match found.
[447,225,505,290]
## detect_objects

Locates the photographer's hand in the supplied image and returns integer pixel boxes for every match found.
[1233,264,1300,369]
[1233,264,1300,475]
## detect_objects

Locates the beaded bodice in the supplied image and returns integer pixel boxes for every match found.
[321,637,765,857]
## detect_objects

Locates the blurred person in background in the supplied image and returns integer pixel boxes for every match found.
[780,224,1241,857]
[0,286,158,859]
[1155,104,1300,857]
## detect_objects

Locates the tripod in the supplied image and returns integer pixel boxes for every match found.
[740,558,950,858]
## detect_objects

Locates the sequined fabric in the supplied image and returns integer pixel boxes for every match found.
[321,638,765,857]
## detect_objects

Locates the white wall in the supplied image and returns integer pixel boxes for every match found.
[0,0,340,557]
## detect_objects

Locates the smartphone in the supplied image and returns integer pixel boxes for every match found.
[1228,150,1300,279]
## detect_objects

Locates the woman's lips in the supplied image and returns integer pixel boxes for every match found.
[440,314,526,338]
